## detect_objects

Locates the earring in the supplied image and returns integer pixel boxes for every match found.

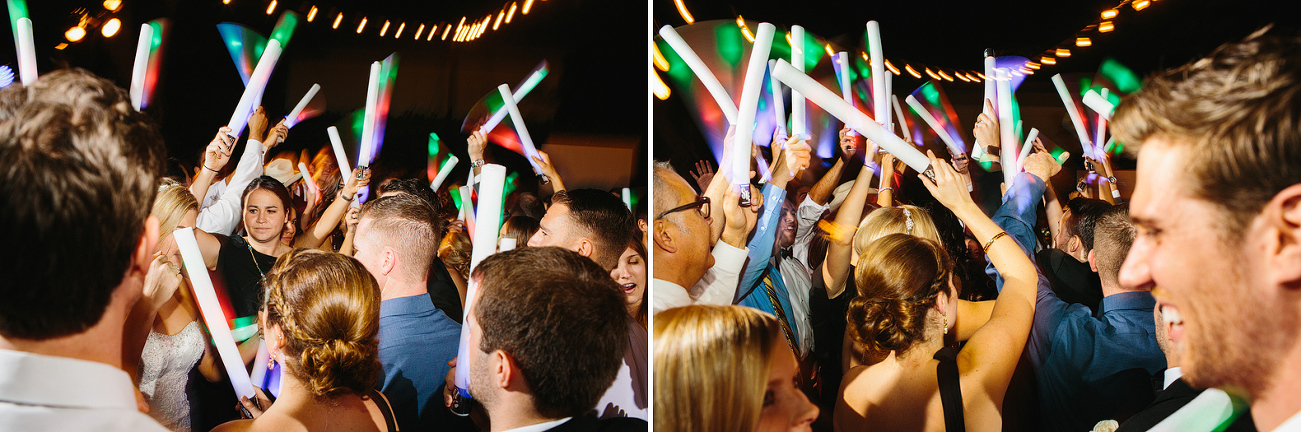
[942,314,949,335]
[268,352,277,370]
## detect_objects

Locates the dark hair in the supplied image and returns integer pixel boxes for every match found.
[471,247,629,418]
[1092,204,1136,286]
[500,215,541,247]
[358,193,439,281]
[243,175,294,211]
[509,191,546,220]
[848,234,955,365]
[263,249,382,398]
[630,239,649,326]
[0,69,165,339]
[1113,26,1301,236]
[551,189,637,269]
[377,177,450,239]
[1064,197,1112,251]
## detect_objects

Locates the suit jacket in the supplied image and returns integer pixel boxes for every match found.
[545,412,647,432]
[1116,378,1257,432]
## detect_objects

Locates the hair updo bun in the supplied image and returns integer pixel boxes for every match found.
[263,248,382,398]
[848,233,953,362]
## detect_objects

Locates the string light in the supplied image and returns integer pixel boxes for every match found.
[884,59,900,75]
[1056,48,1071,57]
[1026,61,1041,70]
[522,0,533,15]
[441,24,451,40]
[973,72,986,80]
[1133,0,1149,11]
[379,20,389,37]
[924,67,941,80]
[1041,56,1057,65]
[394,22,405,38]
[1076,37,1092,47]
[506,3,517,23]
[653,43,670,71]
[333,12,343,29]
[102,0,122,12]
[65,26,86,42]
[223,0,230,4]
[429,25,438,41]
[905,64,921,79]
[494,10,504,31]
[101,18,120,37]
[356,17,367,34]
[1102,9,1118,19]
[307,6,317,22]
[674,0,693,24]
[936,69,953,82]
[955,72,971,82]
[415,24,424,40]
[265,0,276,15]
[654,71,671,100]
[1099,21,1114,32]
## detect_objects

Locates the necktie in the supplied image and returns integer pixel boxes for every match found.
[762,267,799,356]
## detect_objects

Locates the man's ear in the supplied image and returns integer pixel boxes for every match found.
[381,247,397,276]
[1068,235,1083,255]
[1088,249,1098,273]
[576,239,595,258]
[653,220,678,253]
[1264,183,1301,288]
[494,350,515,390]
[131,215,161,278]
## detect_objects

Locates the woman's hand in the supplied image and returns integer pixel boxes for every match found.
[143,253,182,312]
[918,150,978,218]
[237,386,274,419]
[341,168,372,200]
[203,128,235,173]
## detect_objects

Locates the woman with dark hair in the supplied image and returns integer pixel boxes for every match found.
[498,215,540,250]
[213,249,396,432]
[611,240,648,329]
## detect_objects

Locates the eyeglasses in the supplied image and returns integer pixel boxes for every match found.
[656,196,710,221]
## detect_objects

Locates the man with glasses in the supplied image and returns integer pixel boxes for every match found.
[651,162,730,314]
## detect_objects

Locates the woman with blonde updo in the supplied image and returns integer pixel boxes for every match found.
[655,305,818,432]
[213,249,396,432]
[834,152,1037,432]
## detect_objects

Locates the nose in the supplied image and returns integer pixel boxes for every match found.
[794,387,819,428]
[1118,237,1155,291]
[527,231,542,247]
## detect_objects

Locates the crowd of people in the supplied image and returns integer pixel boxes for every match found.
[652,28,1301,432]
[0,66,648,432]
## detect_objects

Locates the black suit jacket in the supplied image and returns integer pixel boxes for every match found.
[1116,378,1256,432]
[545,412,647,432]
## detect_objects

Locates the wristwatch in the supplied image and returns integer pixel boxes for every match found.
[471,158,485,168]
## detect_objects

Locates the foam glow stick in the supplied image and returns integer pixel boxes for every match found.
[430,155,459,192]
[129,24,154,110]
[884,70,894,130]
[284,84,321,128]
[974,55,997,160]
[770,59,931,176]
[834,52,853,107]
[297,162,319,198]
[905,95,964,156]
[16,18,36,86]
[226,39,283,138]
[767,60,787,138]
[734,22,775,200]
[498,237,517,252]
[358,62,381,169]
[1017,128,1038,172]
[1149,389,1246,432]
[496,84,543,174]
[475,61,549,135]
[997,70,1017,188]
[327,126,352,179]
[790,25,807,139]
[1082,89,1115,120]
[622,187,632,210]
[1052,74,1096,162]
[174,228,256,401]
[459,185,477,237]
[658,25,738,124]
[866,21,886,125]
[250,340,269,391]
[455,164,507,398]
[891,94,909,139]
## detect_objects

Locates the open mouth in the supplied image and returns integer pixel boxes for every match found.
[620,283,637,295]
[1159,301,1186,344]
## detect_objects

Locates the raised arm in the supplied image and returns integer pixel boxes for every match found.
[821,160,876,299]
[808,157,845,206]
[190,128,234,202]
[296,169,371,248]
[973,100,1002,171]
[531,150,566,193]
[876,153,896,207]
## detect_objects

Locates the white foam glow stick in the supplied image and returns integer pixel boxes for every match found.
[835,52,853,106]
[226,40,283,138]
[891,94,908,139]
[284,83,321,128]
[622,187,632,210]
[1150,389,1243,432]
[734,22,775,193]
[498,237,517,252]
[770,59,931,176]
[884,70,894,130]
[459,185,476,236]
[767,60,787,137]
[455,164,507,397]
[1082,89,1115,120]
[173,227,256,401]
[129,24,153,111]
[477,68,548,135]
[430,154,460,192]
[1017,128,1039,172]
[1052,74,1096,162]
[905,95,964,156]
[358,62,381,169]
[974,55,996,161]
[866,21,887,125]
[16,18,37,86]
[250,340,269,390]
[327,126,352,179]
[790,25,807,139]
[496,84,543,174]
[658,25,738,124]
[297,162,319,198]
[997,70,1017,189]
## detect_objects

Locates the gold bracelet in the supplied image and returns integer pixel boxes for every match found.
[982,232,1009,253]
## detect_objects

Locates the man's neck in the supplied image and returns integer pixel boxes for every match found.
[488,400,557,432]
[381,278,428,301]
[0,304,127,369]
[651,253,699,289]
[1248,343,1301,431]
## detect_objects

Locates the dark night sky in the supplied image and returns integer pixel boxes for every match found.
[5,0,646,189]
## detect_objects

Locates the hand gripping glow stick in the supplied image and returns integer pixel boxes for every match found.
[974,55,997,160]
[476,62,548,136]
[1017,128,1038,172]
[327,126,352,179]
[790,25,807,139]
[16,17,37,86]
[129,24,154,110]
[734,22,776,205]
[770,59,932,177]
[429,154,460,192]
[658,25,738,125]
[496,84,544,174]
[173,228,257,401]
[226,39,283,138]
[1082,89,1115,120]
[455,164,508,398]
[767,60,787,137]
[996,70,1018,189]
[905,94,964,156]
[1051,74,1096,162]
[866,21,887,125]
[284,84,321,128]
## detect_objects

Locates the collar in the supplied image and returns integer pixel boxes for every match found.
[1163,367,1183,390]
[1277,410,1301,432]
[379,294,436,318]
[1100,291,1157,313]
[500,416,572,432]
[0,349,138,410]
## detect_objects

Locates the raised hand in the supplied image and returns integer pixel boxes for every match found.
[204,127,235,173]
[467,130,488,163]
[918,150,978,216]
[689,160,715,193]
[248,106,269,143]
[263,119,289,149]
[341,167,372,200]
[1023,137,1067,183]
[973,99,1000,154]
[143,253,183,311]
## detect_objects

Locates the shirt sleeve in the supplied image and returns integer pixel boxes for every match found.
[984,172,1047,292]
[792,195,828,267]
[735,184,788,303]
[690,242,749,306]
[196,139,267,236]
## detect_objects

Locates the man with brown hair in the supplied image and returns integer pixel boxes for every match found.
[1114,27,1301,431]
[527,188,636,270]
[0,69,169,431]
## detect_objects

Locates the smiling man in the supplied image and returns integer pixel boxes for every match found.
[1112,27,1301,432]
[527,189,636,271]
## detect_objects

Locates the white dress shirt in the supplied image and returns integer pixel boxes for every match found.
[687,241,748,305]
[0,349,170,432]
[1276,411,1301,432]
[500,416,572,432]
[197,139,267,236]
[776,196,828,358]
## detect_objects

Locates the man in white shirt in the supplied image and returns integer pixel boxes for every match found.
[651,162,721,313]
[0,69,170,432]
[1113,27,1301,432]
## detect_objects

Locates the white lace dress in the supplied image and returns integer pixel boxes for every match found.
[138,320,205,432]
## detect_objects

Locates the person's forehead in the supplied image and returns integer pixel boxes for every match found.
[669,175,697,205]
[1132,139,1193,223]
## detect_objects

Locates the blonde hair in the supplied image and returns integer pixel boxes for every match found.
[853,205,939,259]
[263,249,382,398]
[152,177,198,251]
[654,305,780,432]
